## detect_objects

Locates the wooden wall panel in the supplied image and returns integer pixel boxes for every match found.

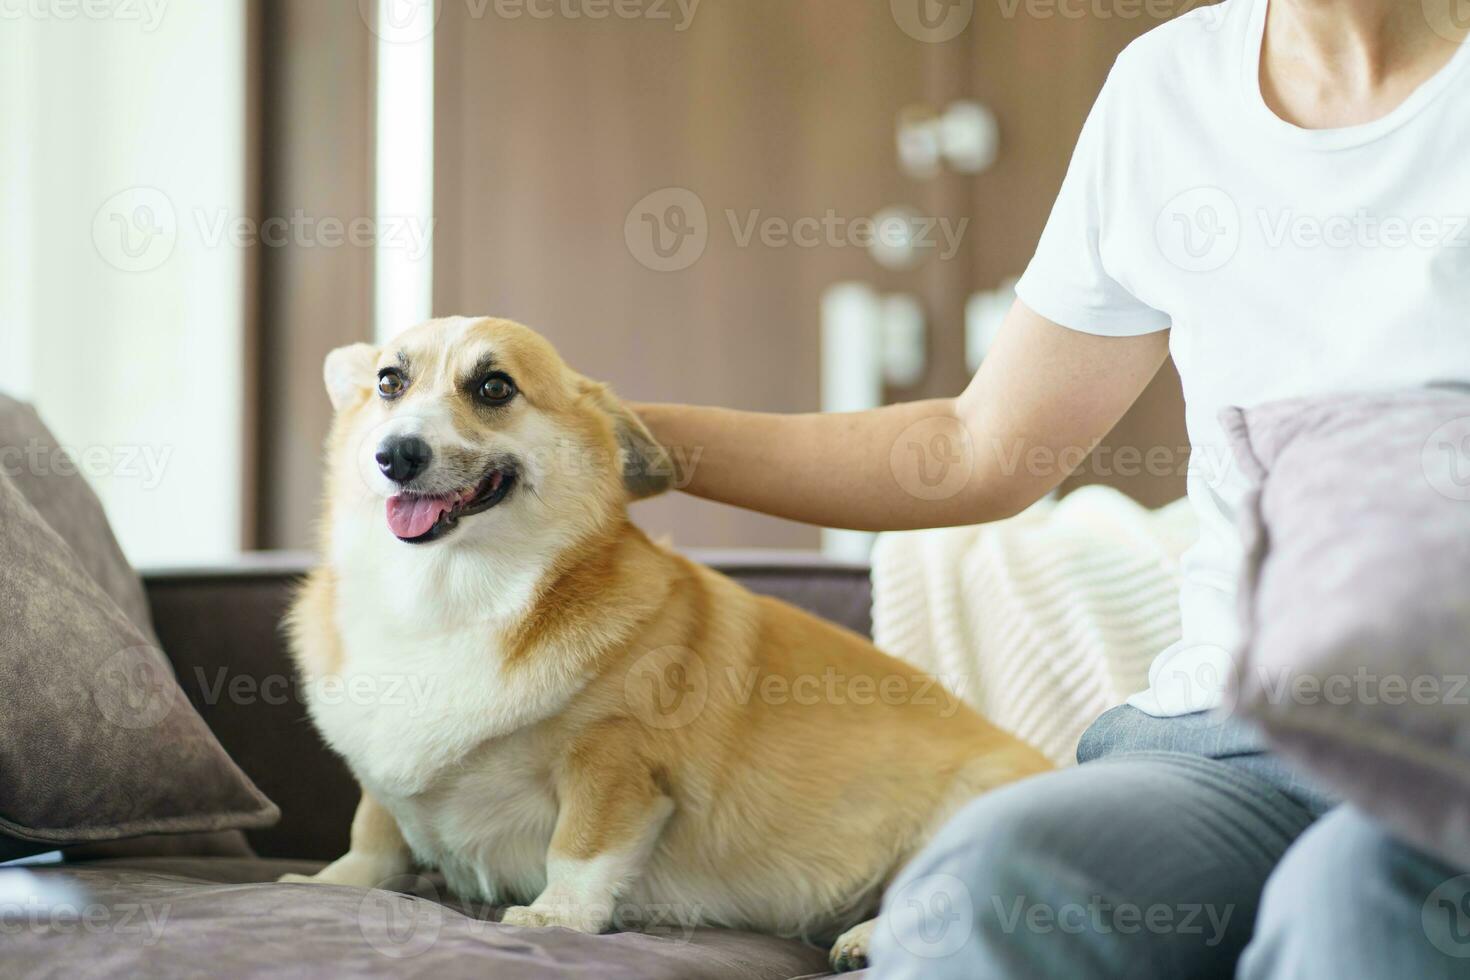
[435,2,945,548]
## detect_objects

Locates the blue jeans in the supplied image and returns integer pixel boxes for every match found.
[868,706,1469,979]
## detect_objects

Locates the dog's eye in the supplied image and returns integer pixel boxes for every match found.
[477,374,517,406]
[377,369,406,399]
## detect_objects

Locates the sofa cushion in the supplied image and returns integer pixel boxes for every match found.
[0,394,266,860]
[9,858,840,979]
[0,469,278,859]
[1224,388,1470,869]
[0,395,157,638]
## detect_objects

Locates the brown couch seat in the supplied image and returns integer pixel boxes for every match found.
[22,856,837,979]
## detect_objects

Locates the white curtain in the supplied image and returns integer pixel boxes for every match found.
[0,3,245,565]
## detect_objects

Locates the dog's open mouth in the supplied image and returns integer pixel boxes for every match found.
[386,467,517,544]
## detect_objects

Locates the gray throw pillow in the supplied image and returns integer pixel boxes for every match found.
[0,413,277,859]
[1224,387,1470,869]
[1,394,262,859]
[0,396,157,639]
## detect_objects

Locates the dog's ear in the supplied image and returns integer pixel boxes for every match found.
[583,382,674,501]
[323,343,379,411]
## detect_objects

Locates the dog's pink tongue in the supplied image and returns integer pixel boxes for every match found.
[386,494,455,539]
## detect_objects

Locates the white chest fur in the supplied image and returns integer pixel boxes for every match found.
[388,732,562,905]
[305,542,586,798]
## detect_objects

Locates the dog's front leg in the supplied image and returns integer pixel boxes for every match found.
[501,727,673,934]
[279,791,411,888]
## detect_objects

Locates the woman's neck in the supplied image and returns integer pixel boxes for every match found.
[1261,0,1465,128]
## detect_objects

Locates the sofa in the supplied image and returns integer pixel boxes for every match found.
[11,551,875,979]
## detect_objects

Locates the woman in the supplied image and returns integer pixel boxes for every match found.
[635,0,1470,975]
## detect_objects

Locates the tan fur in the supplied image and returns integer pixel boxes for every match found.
[282,316,1052,969]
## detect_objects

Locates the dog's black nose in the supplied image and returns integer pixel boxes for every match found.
[376,436,432,484]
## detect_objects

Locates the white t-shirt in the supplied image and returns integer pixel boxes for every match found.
[1014,0,1470,717]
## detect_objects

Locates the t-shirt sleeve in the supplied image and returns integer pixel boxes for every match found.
[1014,69,1171,337]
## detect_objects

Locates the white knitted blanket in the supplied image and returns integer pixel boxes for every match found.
[871,486,1196,766]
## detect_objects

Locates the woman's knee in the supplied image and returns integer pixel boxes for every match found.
[871,775,1090,977]
[870,756,1294,979]
[891,771,1091,899]
[1241,806,1467,980]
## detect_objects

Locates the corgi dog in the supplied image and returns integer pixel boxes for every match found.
[280,316,1052,971]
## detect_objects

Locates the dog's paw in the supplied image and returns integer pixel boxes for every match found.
[829,919,875,973]
[277,853,401,889]
[500,904,604,933]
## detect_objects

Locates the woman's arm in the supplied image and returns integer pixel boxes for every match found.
[634,300,1169,532]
